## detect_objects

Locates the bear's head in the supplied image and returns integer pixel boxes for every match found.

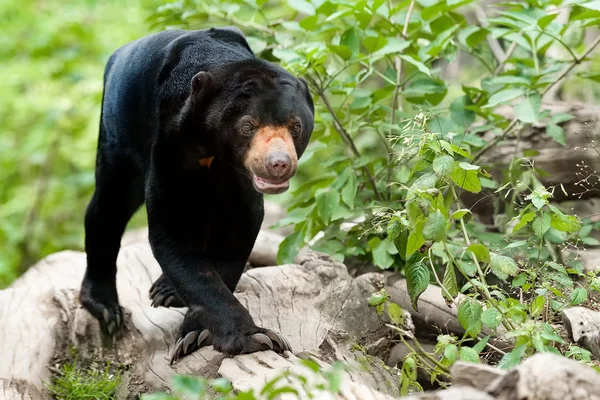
[186,59,314,195]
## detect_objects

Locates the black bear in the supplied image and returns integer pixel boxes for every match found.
[79,26,314,364]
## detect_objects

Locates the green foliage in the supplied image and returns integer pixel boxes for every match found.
[45,359,123,400]
[142,360,346,399]
[0,0,160,286]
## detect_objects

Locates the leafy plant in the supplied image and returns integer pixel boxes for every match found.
[142,360,346,400]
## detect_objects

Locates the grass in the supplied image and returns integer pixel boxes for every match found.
[46,358,123,400]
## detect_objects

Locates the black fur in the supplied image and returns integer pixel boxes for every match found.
[79,27,314,361]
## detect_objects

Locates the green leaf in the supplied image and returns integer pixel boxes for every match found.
[457,26,488,50]
[406,231,425,258]
[277,231,304,264]
[172,375,206,398]
[433,155,454,177]
[288,0,316,15]
[316,188,340,224]
[570,288,588,306]
[512,211,535,233]
[514,93,541,124]
[452,209,472,219]
[458,299,483,337]
[538,13,558,29]
[410,172,438,192]
[363,36,387,53]
[372,238,395,269]
[406,261,430,311]
[450,95,476,127]
[387,303,405,326]
[141,394,177,400]
[481,308,502,330]
[451,168,481,193]
[368,289,389,306]
[423,210,448,242]
[550,113,574,124]
[444,344,459,363]
[546,123,566,146]
[399,54,432,77]
[512,273,527,287]
[458,162,480,171]
[578,72,600,83]
[341,173,358,209]
[467,243,491,263]
[372,37,410,58]
[459,347,480,363]
[387,218,403,241]
[530,295,545,317]
[498,344,527,370]
[473,336,490,354]
[442,265,459,300]
[550,210,581,233]
[327,44,352,60]
[485,88,525,108]
[486,75,530,86]
[340,28,360,57]
[489,253,519,280]
[209,378,233,393]
[532,213,551,238]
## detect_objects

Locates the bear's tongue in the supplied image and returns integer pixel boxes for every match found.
[253,175,289,193]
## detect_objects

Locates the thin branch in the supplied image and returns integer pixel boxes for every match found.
[314,85,383,201]
[387,0,415,201]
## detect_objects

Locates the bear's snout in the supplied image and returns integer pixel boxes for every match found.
[266,151,292,178]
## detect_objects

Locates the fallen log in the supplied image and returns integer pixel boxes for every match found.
[0,241,401,399]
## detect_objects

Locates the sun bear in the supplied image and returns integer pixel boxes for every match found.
[79,26,314,364]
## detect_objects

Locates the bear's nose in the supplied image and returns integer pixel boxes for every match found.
[266,151,292,177]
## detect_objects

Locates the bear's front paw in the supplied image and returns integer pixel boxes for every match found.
[213,328,293,356]
[79,279,124,336]
[170,329,213,365]
[149,274,186,308]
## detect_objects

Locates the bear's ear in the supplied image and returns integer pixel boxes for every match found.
[191,71,215,95]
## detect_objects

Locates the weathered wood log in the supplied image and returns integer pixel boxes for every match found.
[451,362,506,392]
[562,306,600,359]
[0,240,401,399]
[488,353,600,400]
[464,101,600,222]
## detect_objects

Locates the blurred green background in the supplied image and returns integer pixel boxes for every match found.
[0,0,163,286]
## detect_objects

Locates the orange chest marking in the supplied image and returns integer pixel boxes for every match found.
[199,156,214,168]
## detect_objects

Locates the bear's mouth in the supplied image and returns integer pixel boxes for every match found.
[252,174,290,195]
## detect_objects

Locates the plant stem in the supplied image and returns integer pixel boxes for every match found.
[315,86,383,201]
[442,240,515,332]
[389,325,451,375]
[387,0,415,201]
[428,248,459,306]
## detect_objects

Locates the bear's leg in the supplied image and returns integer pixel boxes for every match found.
[80,144,144,336]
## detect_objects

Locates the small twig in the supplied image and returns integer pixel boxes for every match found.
[387,0,415,200]
[428,248,459,307]
[314,84,383,201]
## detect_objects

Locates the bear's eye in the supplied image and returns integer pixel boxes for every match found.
[241,122,255,135]
[291,120,302,135]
